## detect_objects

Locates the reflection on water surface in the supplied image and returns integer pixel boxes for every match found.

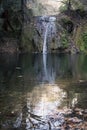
[0,53,87,130]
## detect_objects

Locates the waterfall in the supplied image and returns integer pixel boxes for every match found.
[42,16,56,54]
[35,16,56,53]
[43,23,49,54]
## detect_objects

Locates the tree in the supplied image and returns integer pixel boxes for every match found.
[61,0,86,11]
[67,0,72,11]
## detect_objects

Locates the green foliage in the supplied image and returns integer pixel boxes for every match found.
[76,32,87,52]
[61,17,71,24]
[80,44,85,52]
[72,1,84,10]
[61,31,69,48]
[59,5,67,12]
[60,0,85,12]
[76,35,85,52]
[59,0,72,12]
[82,32,87,49]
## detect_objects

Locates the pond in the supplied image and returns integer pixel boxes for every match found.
[0,53,87,130]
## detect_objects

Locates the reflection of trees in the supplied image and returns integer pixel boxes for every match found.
[17,53,87,87]
[0,53,18,83]
[59,54,87,80]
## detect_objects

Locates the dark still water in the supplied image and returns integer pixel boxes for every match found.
[0,53,87,130]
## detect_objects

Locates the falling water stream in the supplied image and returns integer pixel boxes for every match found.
[36,16,56,54]
[42,16,56,54]
[43,23,49,54]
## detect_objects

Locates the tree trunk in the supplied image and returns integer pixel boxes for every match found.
[21,0,24,22]
[68,0,71,11]
[67,0,72,15]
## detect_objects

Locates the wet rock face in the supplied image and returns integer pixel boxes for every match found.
[0,38,18,53]
[60,18,74,34]
[64,21,74,33]
[33,16,60,53]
